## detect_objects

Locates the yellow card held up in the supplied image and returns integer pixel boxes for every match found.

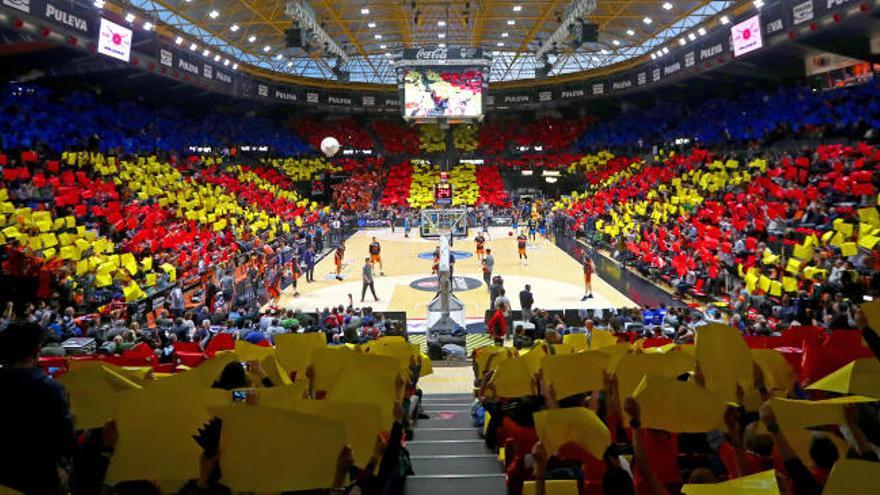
[274,332,327,380]
[681,469,779,494]
[632,374,727,433]
[695,323,754,403]
[613,352,694,419]
[490,356,534,398]
[523,480,579,495]
[214,405,346,493]
[105,373,230,489]
[541,350,609,400]
[768,396,878,431]
[533,407,610,460]
[590,329,620,350]
[59,364,143,430]
[823,459,880,495]
[807,358,880,398]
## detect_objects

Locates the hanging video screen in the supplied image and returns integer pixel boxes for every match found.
[403,67,483,118]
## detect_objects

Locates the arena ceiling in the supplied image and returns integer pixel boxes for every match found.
[129,0,733,86]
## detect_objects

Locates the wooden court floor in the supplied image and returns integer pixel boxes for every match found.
[274,227,637,320]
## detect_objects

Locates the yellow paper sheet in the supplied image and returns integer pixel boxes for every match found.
[632,374,727,433]
[681,470,779,494]
[562,333,588,351]
[823,459,880,495]
[533,407,610,460]
[807,358,880,398]
[105,373,230,489]
[541,350,609,400]
[490,356,534,398]
[750,349,796,394]
[59,364,143,430]
[233,340,276,362]
[523,480,579,495]
[769,396,878,431]
[696,323,753,403]
[613,352,694,419]
[213,405,346,493]
[590,329,620,350]
[274,332,327,380]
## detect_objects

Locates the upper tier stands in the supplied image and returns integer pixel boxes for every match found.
[578,83,880,148]
[0,85,311,155]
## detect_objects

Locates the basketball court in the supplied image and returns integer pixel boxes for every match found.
[274,226,638,328]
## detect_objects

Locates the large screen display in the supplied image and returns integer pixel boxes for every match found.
[97,18,133,62]
[403,68,483,118]
[731,15,763,58]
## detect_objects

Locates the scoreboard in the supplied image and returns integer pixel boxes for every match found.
[434,182,453,205]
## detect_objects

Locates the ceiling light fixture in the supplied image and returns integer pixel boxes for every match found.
[248,35,256,42]
[688,32,696,40]
[125,13,135,23]
[662,2,673,10]
[287,61,293,67]
[189,42,198,50]
[438,33,445,38]
[232,63,238,70]
[208,10,219,19]
[438,20,446,26]
[214,54,221,62]
[754,0,764,7]
[502,32,509,37]
[223,59,230,66]
[275,54,283,60]
[678,37,686,45]
[612,39,620,46]
[375,34,382,39]
[662,47,669,54]
[93,0,105,7]
[202,49,210,57]
[626,29,635,36]
[513,5,522,12]
[263,45,271,52]
[230,24,239,32]
[379,44,386,49]
[697,27,706,35]
[143,21,153,31]
[438,43,445,47]
[175,36,183,45]
[720,16,730,24]
[507,19,515,25]
[368,22,376,28]
[497,41,504,47]
[361,7,370,14]
[643,17,652,24]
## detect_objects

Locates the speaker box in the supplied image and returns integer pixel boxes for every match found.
[285,28,303,48]
[580,23,598,43]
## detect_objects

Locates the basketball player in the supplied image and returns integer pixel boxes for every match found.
[581,253,594,301]
[431,245,440,275]
[475,232,486,262]
[516,231,528,266]
[369,236,384,276]
[334,240,346,281]
[528,216,537,243]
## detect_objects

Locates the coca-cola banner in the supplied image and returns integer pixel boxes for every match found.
[402,47,484,62]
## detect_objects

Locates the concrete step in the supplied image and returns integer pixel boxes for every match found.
[404,474,506,495]
[410,427,482,441]
[406,439,490,456]
[411,455,502,476]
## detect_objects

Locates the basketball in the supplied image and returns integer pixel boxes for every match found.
[320,136,340,157]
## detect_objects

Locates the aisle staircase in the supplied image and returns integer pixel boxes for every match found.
[405,393,506,494]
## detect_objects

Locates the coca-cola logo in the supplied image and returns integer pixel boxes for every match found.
[416,48,448,60]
